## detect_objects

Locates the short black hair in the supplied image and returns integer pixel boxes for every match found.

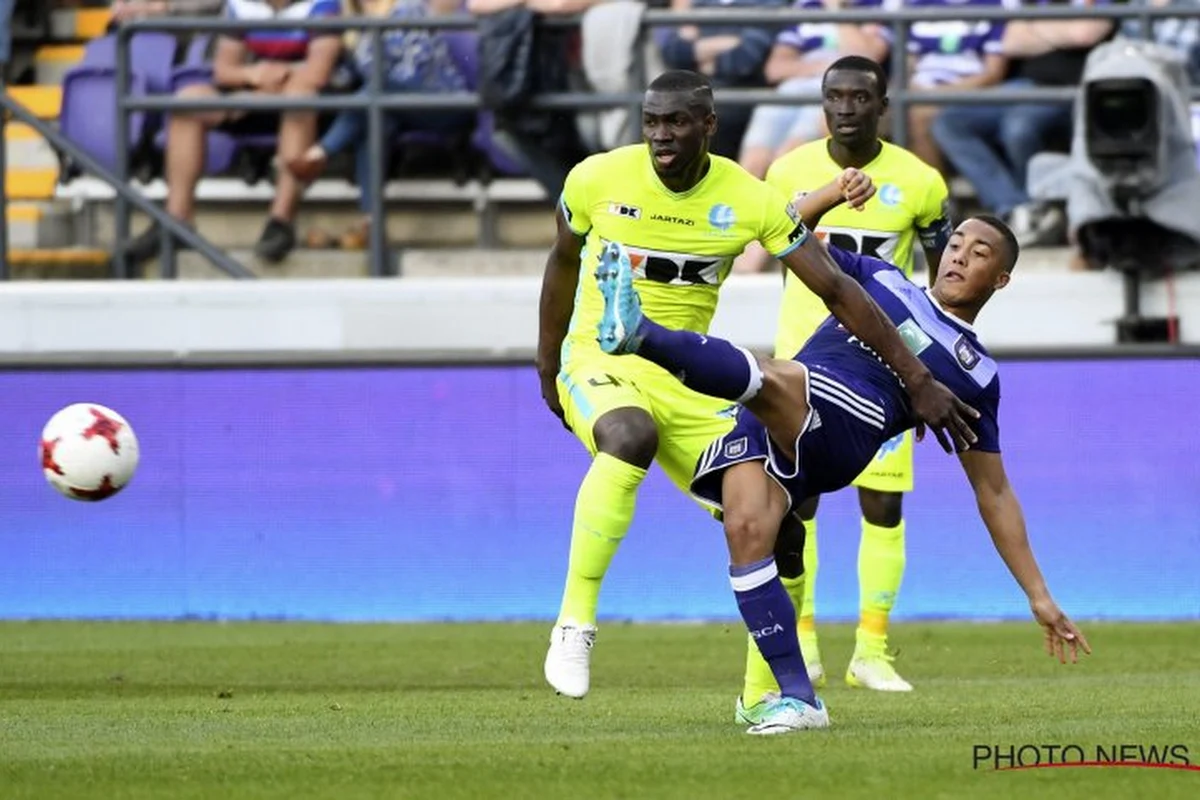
[823,55,888,98]
[647,69,715,114]
[971,214,1020,273]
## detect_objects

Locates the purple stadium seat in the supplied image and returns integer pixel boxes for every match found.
[438,30,527,178]
[77,32,178,92]
[59,68,147,173]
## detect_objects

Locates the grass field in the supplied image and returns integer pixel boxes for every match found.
[1,621,1199,799]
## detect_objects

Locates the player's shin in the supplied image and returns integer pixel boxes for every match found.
[730,557,817,707]
[856,519,906,652]
[632,319,763,402]
[556,453,647,625]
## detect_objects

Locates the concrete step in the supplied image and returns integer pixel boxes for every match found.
[34,44,86,85]
[50,8,111,42]
[5,200,78,249]
[88,204,557,251]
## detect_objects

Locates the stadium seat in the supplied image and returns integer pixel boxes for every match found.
[58,67,148,174]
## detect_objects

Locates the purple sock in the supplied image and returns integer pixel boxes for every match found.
[730,556,816,706]
[633,317,762,402]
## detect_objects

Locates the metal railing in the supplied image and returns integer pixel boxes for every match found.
[2,4,1197,279]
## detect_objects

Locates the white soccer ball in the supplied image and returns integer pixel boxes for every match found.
[40,403,140,501]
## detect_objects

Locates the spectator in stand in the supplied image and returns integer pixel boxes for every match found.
[658,0,790,158]
[285,0,473,250]
[738,0,890,178]
[118,0,344,266]
[932,0,1114,247]
[1122,0,1200,83]
[892,0,1010,175]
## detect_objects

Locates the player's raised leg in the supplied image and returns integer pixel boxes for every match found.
[596,242,764,404]
[722,462,829,735]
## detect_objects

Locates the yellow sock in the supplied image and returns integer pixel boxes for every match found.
[799,518,820,664]
[741,519,818,702]
[556,453,646,626]
[856,518,906,654]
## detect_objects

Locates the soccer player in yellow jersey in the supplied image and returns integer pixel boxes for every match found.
[536,69,975,699]
[738,56,954,711]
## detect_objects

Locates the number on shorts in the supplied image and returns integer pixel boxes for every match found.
[587,374,623,388]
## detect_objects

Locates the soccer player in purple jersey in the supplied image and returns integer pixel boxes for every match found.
[593,172,1091,735]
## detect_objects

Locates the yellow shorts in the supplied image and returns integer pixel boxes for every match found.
[852,430,914,493]
[557,352,738,494]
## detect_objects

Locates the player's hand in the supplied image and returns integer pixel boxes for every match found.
[539,372,571,431]
[1030,594,1091,664]
[908,377,979,453]
[251,62,292,93]
[837,167,875,210]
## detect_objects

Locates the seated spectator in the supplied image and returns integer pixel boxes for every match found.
[658,0,790,158]
[286,0,473,249]
[893,0,1010,175]
[119,0,344,266]
[932,0,1112,247]
[1121,0,1200,83]
[738,0,890,177]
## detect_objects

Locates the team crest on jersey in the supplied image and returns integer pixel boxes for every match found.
[878,183,903,207]
[954,334,981,370]
[723,437,748,459]
[608,202,642,220]
[876,433,905,460]
[708,204,736,233]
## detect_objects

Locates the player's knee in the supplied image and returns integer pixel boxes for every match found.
[859,489,903,527]
[592,408,658,469]
[723,508,777,563]
[794,495,819,521]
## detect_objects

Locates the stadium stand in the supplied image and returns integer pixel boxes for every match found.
[4,1,1199,278]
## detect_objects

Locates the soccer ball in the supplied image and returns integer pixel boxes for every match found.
[40,403,140,501]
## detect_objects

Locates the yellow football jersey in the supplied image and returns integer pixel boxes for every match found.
[768,139,950,359]
[560,144,808,363]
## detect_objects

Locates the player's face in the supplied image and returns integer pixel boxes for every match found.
[822,69,886,150]
[642,90,714,178]
[934,219,1011,306]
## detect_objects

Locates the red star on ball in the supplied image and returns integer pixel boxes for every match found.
[70,476,118,501]
[41,437,64,475]
[82,407,123,454]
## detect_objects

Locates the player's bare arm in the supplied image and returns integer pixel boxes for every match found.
[958,449,1092,663]
[536,208,585,427]
[778,236,979,453]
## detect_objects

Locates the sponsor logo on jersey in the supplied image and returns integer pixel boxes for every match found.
[649,213,695,226]
[954,334,981,370]
[898,318,934,356]
[708,203,737,233]
[608,202,642,220]
[611,240,731,286]
[814,226,900,261]
[785,201,802,224]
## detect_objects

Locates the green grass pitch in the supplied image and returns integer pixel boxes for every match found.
[2,621,1199,799]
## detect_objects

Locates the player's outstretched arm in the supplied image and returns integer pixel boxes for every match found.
[791,168,875,229]
[959,449,1092,663]
[777,234,979,453]
[536,208,585,428]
